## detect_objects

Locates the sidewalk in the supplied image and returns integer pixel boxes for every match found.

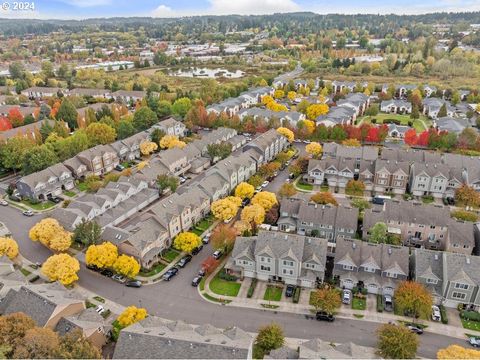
[201,276,480,340]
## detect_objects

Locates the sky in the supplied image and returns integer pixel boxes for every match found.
[2,0,480,19]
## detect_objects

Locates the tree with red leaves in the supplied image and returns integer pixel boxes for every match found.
[404,129,418,146]
[416,130,430,147]
[366,127,380,143]
[378,124,389,143]
[0,116,12,131]
[201,256,220,275]
[8,108,24,128]
[359,122,372,142]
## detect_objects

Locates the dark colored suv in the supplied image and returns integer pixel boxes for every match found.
[285,284,296,297]
[316,311,335,322]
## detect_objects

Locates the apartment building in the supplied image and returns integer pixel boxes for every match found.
[242,129,289,164]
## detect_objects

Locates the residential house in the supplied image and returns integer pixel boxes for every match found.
[434,116,471,134]
[21,86,66,99]
[64,145,119,178]
[423,85,437,97]
[297,338,379,359]
[16,163,75,201]
[303,157,356,190]
[69,88,111,98]
[113,317,253,359]
[237,108,306,128]
[373,159,410,195]
[315,106,356,127]
[322,143,379,169]
[227,230,327,288]
[331,80,356,93]
[110,90,146,103]
[380,99,412,114]
[111,131,150,161]
[412,249,480,309]
[158,149,190,176]
[0,119,64,143]
[337,93,370,116]
[0,283,85,329]
[333,237,409,295]
[153,117,186,137]
[409,162,453,198]
[363,200,475,254]
[277,198,358,254]
[0,105,38,118]
[242,129,289,163]
[0,256,28,297]
[423,98,455,119]
[387,123,411,138]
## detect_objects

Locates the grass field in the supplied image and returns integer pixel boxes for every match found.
[209,273,241,297]
[263,286,283,301]
[357,114,431,132]
[21,200,55,211]
[162,249,180,263]
[352,297,367,310]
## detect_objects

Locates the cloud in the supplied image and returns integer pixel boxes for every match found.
[152,4,178,17]
[208,0,300,15]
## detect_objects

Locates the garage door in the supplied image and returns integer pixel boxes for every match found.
[367,283,378,294]
[383,286,394,295]
[342,279,354,289]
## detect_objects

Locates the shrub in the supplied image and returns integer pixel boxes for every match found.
[360,287,367,295]
[439,305,448,324]
[451,210,478,222]
[247,278,257,298]
[218,269,238,282]
[461,310,480,322]
[293,287,301,304]
[377,294,383,313]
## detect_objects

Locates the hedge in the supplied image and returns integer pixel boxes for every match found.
[247,278,257,298]
[439,305,448,324]
[376,294,383,313]
[219,269,238,282]
[462,310,480,322]
[293,287,301,304]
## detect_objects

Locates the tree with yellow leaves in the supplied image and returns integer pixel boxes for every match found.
[306,104,329,120]
[276,127,294,142]
[287,91,297,101]
[274,89,285,99]
[305,142,323,158]
[116,306,147,328]
[252,192,278,212]
[258,79,268,87]
[85,242,118,269]
[241,204,265,228]
[211,197,241,221]
[41,253,80,286]
[139,141,158,156]
[0,237,19,259]
[113,254,140,278]
[261,95,274,105]
[266,101,288,112]
[298,120,315,137]
[234,182,255,200]
[29,218,72,252]
[159,135,186,149]
[137,160,148,170]
[173,232,202,253]
[437,345,480,359]
[342,138,361,147]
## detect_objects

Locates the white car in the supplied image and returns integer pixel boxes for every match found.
[223,217,233,224]
[431,305,441,321]
[469,337,480,348]
[0,199,8,206]
[261,181,269,188]
[95,305,105,314]
[202,233,211,244]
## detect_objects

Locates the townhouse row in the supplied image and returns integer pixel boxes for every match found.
[276,196,476,256]
[228,229,480,310]
[100,129,289,268]
[15,117,186,201]
[303,143,480,199]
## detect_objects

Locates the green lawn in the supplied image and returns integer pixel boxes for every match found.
[352,297,367,310]
[191,228,204,236]
[462,318,480,331]
[296,181,313,191]
[139,262,166,277]
[209,273,241,297]
[63,190,76,197]
[76,181,88,192]
[357,114,431,132]
[20,268,31,276]
[263,286,283,301]
[21,200,55,211]
[195,216,214,231]
[162,249,180,263]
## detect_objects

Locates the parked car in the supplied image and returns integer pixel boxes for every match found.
[255,186,262,192]
[95,305,105,314]
[384,295,393,312]
[0,199,8,206]
[241,198,250,207]
[86,264,100,272]
[179,177,187,184]
[163,267,179,281]
[8,194,21,202]
[202,233,211,244]
[125,280,142,288]
[213,250,223,260]
[289,173,295,179]
[285,284,296,297]
[223,217,233,224]
[22,210,34,217]
[198,268,206,277]
[191,245,203,255]
[342,289,352,305]
[100,269,114,277]
[192,276,202,287]
[468,337,480,348]
[48,196,63,203]
[115,164,125,171]
[261,181,269,188]
[177,255,193,268]
[315,311,335,322]
[406,324,424,335]
[112,274,127,283]
[431,305,441,322]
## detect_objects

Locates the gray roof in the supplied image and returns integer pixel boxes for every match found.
[265,346,299,359]
[412,248,444,296]
[113,317,252,359]
[299,338,379,359]
[435,116,470,134]
[322,143,378,161]
[55,307,108,337]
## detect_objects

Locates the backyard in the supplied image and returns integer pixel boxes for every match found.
[356,114,431,132]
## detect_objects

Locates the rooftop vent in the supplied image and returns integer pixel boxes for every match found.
[434,253,439,260]
[467,257,471,264]
[388,248,392,255]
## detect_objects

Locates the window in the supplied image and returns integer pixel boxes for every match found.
[364,267,375,273]
[452,292,466,300]
[385,272,398,278]
[343,265,354,271]
[260,265,270,271]
[283,260,294,267]
[426,278,438,285]
[455,283,469,290]
[305,263,315,269]
[282,269,293,276]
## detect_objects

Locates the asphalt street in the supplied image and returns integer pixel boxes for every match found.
[0,140,466,358]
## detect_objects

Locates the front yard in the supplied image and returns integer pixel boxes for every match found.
[209,271,241,297]
[263,285,283,301]
[139,262,166,277]
[352,297,367,310]
[21,199,55,211]
[461,318,480,331]
[162,249,180,263]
